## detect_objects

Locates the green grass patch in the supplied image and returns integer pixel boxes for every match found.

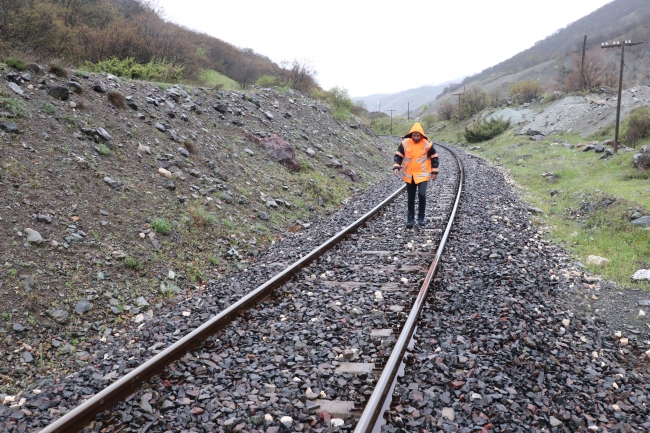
[1,96,29,118]
[124,256,142,271]
[454,129,650,289]
[42,102,56,115]
[4,57,27,71]
[198,69,238,90]
[151,218,172,235]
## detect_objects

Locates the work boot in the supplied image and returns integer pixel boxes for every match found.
[417,216,426,227]
[406,217,415,229]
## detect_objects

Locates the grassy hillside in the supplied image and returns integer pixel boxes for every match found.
[431,122,650,289]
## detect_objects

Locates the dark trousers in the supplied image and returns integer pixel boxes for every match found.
[406,179,428,221]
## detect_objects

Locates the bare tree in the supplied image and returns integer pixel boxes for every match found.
[564,51,613,91]
[436,100,454,120]
[233,60,258,89]
[275,58,317,93]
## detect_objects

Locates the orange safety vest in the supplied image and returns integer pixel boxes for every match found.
[401,138,432,184]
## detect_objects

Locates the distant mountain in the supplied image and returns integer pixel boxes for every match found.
[422,0,650,116]
[354,82,457,117]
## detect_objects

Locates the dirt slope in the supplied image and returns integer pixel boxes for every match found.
[0,65,395,375]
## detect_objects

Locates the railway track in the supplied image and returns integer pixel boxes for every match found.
[6,142,650,433]
[25,143,464,432]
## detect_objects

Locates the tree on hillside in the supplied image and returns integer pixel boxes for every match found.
[274,59,318,93]
[437,100,454,121]
[460,87,488,119]
[564,51,615,91]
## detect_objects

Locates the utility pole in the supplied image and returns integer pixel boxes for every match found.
[378,101,381,113]
[452,88,463,124]
[386,109,396,136]
[602,39,644,153]
[407,102,410,121]
[581,35,587,71]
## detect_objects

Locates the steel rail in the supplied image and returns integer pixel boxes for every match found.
[41,183,406,433]
[354,143,464,433]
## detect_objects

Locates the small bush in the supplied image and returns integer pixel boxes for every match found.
[82,57,183,82]
[107,90,126,109]
[256,75,280,87]
[124,256,142,270]
[623,106,650,147]
[189,204,217,226]
[61,114,76,127]
[151,217,172,234]
[464,117,511,143]
[42,102,56,115]
[0,97,29,118]
[509,80,542,104]
[48,62,69,78]
[5,57,27,71]
[97,143,110,155]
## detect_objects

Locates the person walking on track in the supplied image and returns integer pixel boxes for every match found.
[392,122,439,228]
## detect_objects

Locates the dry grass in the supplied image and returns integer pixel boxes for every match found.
[107,90,126,109]
[48,61,69,79]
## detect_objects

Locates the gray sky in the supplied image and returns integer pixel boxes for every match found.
[156,0,613,97]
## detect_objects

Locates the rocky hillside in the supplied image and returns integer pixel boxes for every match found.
[0,63,395,369]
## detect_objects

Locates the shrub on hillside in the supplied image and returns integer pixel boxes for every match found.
[327,86,354,120]
[509,80,542,103]
[623,106,650,147]
[464,117,511,143]
[0,96,29,118]
[83,57,183,83]
[107,90,126,109]
[256,75,280,87]
[5,56,27,71]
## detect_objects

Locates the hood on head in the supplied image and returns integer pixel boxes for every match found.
[402,122,428,140]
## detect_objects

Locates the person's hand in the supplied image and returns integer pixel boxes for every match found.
[393,168,400,177]
[430,174,437,181]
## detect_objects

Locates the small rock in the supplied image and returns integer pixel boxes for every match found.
[36,214,53,224]
[258,211,269,221]
[586,255,609,267]
[631,270,650,282]
[47,309,70,324]
[25,228,44,244]
[0,122,19,133]
[20,275,35,291]
[47,86,70,101]
[75,300,92,314]
[441,407,455,421]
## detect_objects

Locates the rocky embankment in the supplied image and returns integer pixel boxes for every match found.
[0,64,394,387]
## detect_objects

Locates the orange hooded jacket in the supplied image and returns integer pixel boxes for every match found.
[393,123,439,184]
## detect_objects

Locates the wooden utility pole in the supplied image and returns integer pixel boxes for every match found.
[581,35,587,70]
[386,109,396,136]
[452,88,464,124]
[407,102,410,120]
[602,39,644,153]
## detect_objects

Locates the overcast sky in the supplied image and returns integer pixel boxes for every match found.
[156,0,613,97]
